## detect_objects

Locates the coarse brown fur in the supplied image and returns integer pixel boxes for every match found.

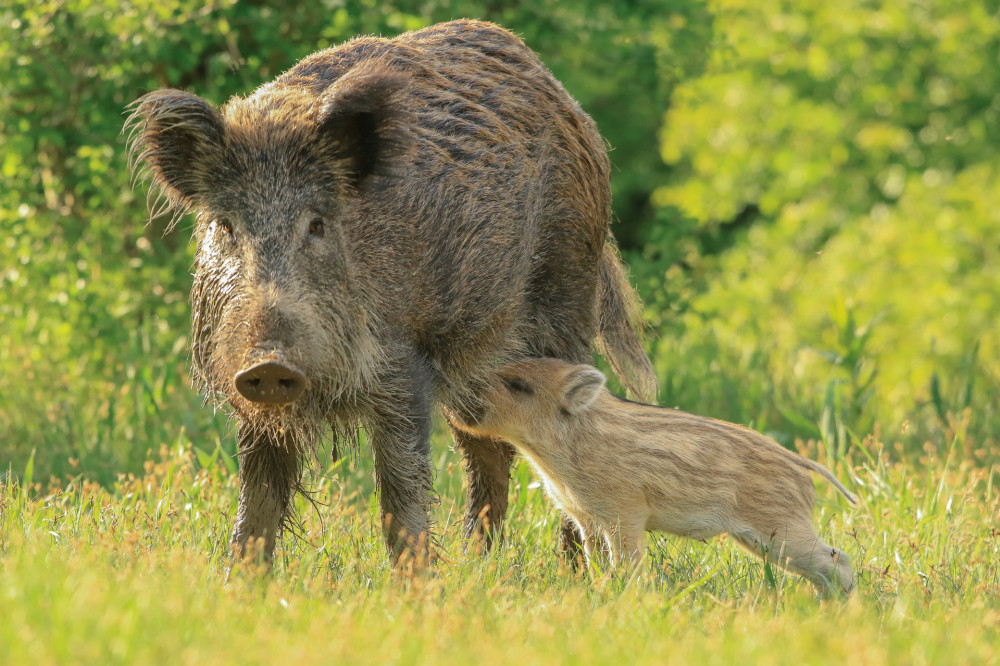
[448,358,857,594]
[125,20,655,563]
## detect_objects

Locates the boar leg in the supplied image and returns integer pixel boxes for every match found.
[453,430,515,550]
[369,367,435,564]
[730,525,854,595]
[230,422,301,564]
[779,534,855,595]
[602,520,647,569]
[577,521,601,568]
[558,514,588,568]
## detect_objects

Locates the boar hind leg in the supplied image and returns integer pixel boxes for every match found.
[369,367,435,564]
[572,519,603,569]
[559,514,588,569]
[782,537,855,595]
[731,526,854,595]
[230,423,301,564]
[452,429,515,551]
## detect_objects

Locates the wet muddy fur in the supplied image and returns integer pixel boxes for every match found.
[127,20,654,563]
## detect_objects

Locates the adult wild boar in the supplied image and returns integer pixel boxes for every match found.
[127,19,655,562]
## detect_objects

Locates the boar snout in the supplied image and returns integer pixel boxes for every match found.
[235,360,307,405]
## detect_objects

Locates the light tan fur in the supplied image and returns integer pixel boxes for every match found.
[448,358,857,594]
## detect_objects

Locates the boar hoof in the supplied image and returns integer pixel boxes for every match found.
[235,360,306,405]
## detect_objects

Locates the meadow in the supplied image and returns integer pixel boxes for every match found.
[2,419,998,664]
[2,0,999,663]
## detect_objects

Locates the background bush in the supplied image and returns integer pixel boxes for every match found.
[1,0,997,482]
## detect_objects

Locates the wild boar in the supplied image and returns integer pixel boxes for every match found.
[126,20,655,563]
[447,358,857,593]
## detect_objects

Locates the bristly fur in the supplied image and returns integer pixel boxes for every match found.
[126,19,656,563]
[595,240,657,402]
[125,90,227,232]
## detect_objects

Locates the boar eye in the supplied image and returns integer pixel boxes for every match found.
[216,218,234,237]
[503,378,533,396]
[308,217,325,237]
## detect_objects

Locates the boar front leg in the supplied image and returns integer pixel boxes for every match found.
[230,422,301,564]
[368,364,435,564]
[602,519,647,569]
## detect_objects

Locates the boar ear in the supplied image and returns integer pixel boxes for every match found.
[315,72,413,190]
[125,89,225,223]
[561,367,606,416]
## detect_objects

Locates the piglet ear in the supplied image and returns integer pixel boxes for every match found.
[314,72,413,190]
[561,366,606,416]
[125,89,226,223]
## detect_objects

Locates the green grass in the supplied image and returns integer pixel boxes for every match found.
[2,423,998,665]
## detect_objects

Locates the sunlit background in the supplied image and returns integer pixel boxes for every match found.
[2,0,996,484]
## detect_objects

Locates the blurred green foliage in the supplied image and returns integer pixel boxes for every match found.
[1,0,997,482]
[638,0,1000,448]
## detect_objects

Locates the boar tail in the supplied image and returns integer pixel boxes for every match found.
[594,239,658,402]
[798,457,858,505]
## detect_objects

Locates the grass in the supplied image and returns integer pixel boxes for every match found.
[2,420,998,665]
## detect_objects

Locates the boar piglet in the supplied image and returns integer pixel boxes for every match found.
[449,358,857,594]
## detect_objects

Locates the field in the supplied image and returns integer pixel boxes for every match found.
[2,420,998,664]
[3,0,1000,663]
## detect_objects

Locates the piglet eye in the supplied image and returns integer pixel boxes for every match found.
[308,217,324,237]
[503,378,533,395]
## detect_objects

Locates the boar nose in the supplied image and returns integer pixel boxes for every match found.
[234,360,307,405]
